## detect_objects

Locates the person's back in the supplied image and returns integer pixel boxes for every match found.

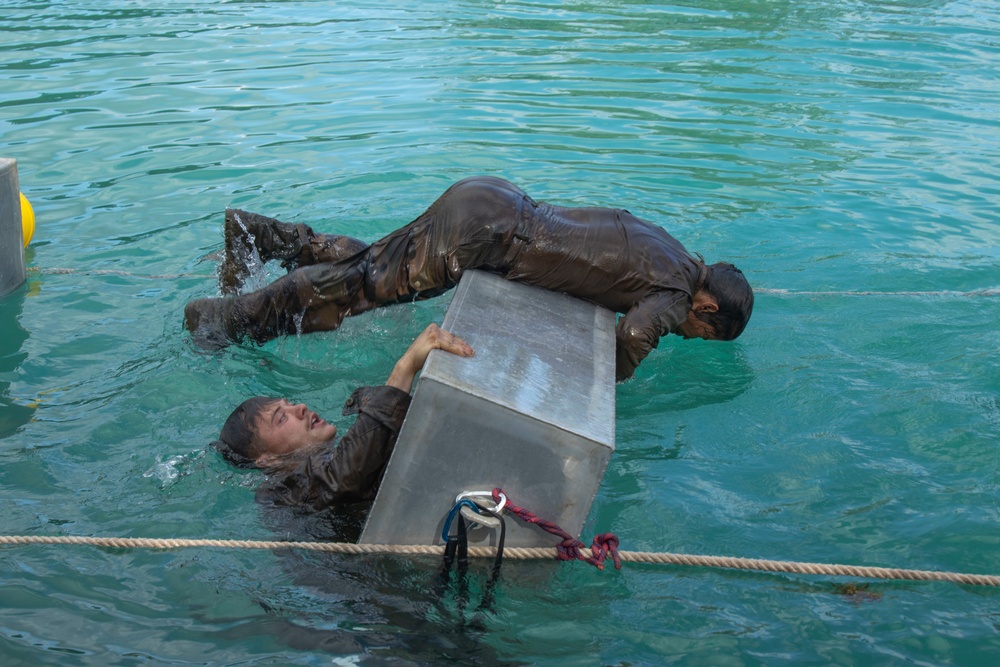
[508,197,704,312]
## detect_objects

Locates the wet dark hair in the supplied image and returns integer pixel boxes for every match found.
[213,396,278,468]
[696,262,754,340]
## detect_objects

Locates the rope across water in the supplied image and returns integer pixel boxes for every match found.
[2,534,997,587]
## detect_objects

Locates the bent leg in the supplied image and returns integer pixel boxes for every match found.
[189,177,531,348]
[220,208,368,294]
[304,233,370,266]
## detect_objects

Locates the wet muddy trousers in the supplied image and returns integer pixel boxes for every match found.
[185,176,539,348]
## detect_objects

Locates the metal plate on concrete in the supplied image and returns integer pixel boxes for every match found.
[360,270,615,547]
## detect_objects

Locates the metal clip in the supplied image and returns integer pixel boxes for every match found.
[454,490,507,529]
[455,490,507,516]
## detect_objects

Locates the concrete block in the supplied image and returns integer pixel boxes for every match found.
[0,158,26,298]
[360,270,616,548]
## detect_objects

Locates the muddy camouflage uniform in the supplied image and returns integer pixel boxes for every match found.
[185,176,710,380]
[253,385,411,511]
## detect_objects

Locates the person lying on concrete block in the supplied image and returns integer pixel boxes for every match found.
[213,324,473,511]
[185,176,753,381]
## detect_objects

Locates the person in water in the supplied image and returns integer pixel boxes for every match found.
[185,176,753,381]
[214,323,473,510]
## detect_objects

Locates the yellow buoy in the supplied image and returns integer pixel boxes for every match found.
[20,192,34,247]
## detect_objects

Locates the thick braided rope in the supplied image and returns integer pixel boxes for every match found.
[1,535,997,586]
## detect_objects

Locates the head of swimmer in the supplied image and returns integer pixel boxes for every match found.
[216,396,335,468]
[678,262,754,341]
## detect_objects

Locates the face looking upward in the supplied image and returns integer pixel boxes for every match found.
[253,399,337,459]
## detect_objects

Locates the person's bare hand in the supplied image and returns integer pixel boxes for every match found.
[386,324,474,392]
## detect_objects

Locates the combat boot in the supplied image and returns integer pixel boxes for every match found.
[219,209,315,294]
[185,278,305,350]
[186,257,370,350]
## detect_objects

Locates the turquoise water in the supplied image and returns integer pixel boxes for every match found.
[2,0,999,664]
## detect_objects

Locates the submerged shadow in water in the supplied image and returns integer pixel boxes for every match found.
[0,283,35,439]
[216,496,531,665]
[626,341,755,415]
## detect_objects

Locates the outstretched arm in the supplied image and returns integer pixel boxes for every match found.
[265,324,474,509]
[386,323,475,393]
[614,291,691,381]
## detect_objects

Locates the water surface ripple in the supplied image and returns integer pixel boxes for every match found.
[1,0,998,665]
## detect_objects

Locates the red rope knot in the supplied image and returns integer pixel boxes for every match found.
[493,487,622,571]
[556,537,584,562]
[591,533,622,570]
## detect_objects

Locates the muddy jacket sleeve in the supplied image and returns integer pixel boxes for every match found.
[614,290,692,381]
[262,385,412,510]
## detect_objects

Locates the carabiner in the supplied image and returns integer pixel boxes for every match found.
[456,490,506,516]
[441,499,482,543]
